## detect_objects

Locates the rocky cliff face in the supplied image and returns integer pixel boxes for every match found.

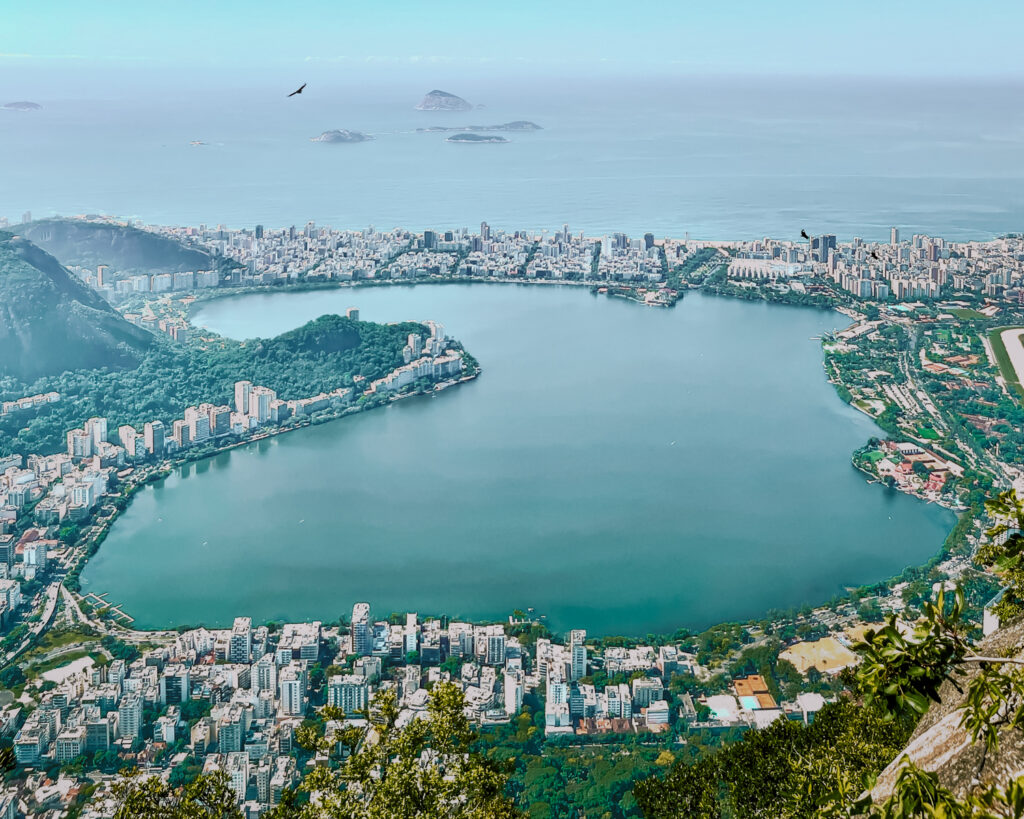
[870,617,1024,802]
[0,232,153,380]
[20,219,212,275]
[415,90,473,111]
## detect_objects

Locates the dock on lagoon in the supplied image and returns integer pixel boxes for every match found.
[83,591,135,624]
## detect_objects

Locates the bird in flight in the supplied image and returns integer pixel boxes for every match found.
[870,250,880,260]
[800,229,810,240]
[288,83,307,97]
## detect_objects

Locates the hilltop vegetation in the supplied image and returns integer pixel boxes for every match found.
[0,313,427,457]
[0,231,154,380]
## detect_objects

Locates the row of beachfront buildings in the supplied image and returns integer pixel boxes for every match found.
[56,216,1024,311]
[727,229,1024,304]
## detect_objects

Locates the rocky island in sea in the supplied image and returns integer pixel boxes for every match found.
[2,101,42,111]
[310,129,373,144]
[446,133,509,143]
[418,121,542,133]
[415,89,473,111]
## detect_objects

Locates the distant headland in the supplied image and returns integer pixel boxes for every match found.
[2,101,42,111]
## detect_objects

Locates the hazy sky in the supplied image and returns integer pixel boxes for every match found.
[3,0,1023,90]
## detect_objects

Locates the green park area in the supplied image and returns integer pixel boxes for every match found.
[989,327,1024,399]
[947,307,988,320]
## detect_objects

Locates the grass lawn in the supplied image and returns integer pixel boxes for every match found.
[25,649,103,677]
[917,426,940,440]
[15,628,100,669]
[989,327,1024,400]
[37,628,99,650]
[948,308,988,320]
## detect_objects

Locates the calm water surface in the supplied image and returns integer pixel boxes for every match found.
[82,287,955,633]
[3,78,1023,241]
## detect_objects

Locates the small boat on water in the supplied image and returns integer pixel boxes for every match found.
[190,140,207,146]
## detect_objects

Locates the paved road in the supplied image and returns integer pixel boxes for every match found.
[0,581,61,667]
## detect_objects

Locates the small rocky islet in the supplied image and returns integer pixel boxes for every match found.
[445,133,509,144]
[415,89,474,111]
[310,129,373,144]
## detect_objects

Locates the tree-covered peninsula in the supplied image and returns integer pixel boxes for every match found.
[0,231,438,456]
[0,313,432,458]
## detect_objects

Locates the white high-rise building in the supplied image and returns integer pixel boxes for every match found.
[352,603,371,656]
[85,417,108,448]
[234,381,253,415]
[118,693,143,740]
[404,613,418,655]
[504,670,523,716]
[22,542,47,571]
[229,617,252,664]
[248,387,275,425]
[253,654,277,693]
[184,406,211,442]
[144,420,165,456]
[327,675,368,713]
[279,666,304,715]
[67,429,93,459]
[547,671,568,705]
[487,632,506,666]
[570,630,587,682]
[225,752,249,802]
[118,425,139,459]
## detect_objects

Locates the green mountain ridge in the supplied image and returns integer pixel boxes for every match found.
[19,218,214,274]
[0,231,154,380]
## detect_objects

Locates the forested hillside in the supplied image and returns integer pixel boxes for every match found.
[0,314,425,457]
[0,231,154,380]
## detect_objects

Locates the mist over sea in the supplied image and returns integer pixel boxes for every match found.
[2,75,1022,241]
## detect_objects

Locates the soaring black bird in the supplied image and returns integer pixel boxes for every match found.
[870,250,879,260]
[287,83,307,98]
[800,229,810,240]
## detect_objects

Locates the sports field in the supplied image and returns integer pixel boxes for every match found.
[989,327,1024,399]
[779,636,857,675]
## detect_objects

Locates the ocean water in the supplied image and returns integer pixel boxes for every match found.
[2,76,1023,241]
[81,288,955,634]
